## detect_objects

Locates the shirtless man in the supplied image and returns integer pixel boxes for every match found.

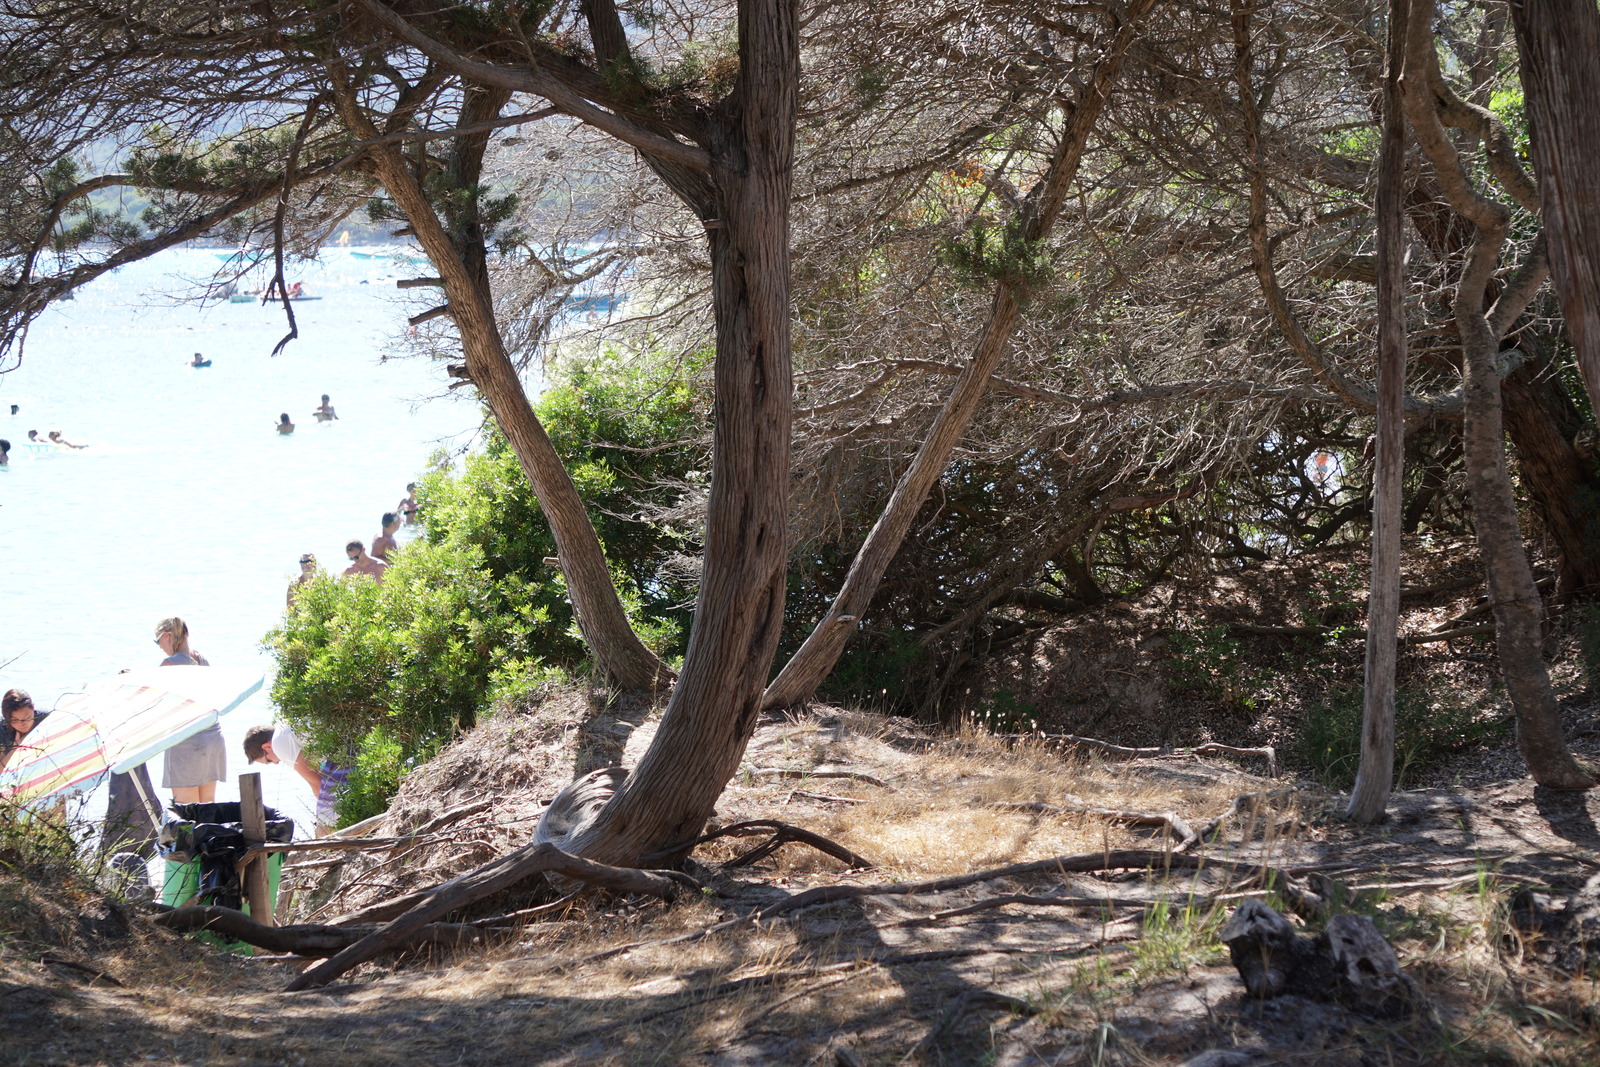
[397,482,419,525]
[48,431,85,449]
[276,413,295,435]
[312,395,338,422]
[371,512,400,561]
[288,553,317,606]
[343,540,387,582]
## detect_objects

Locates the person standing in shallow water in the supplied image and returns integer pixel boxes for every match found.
[288,553,317,607]
[276,413,294,435]
[397,482,419,525]
[312,395,338,422]
[153,617,224,804]
[343,540,387,583]
[371,512,400,561]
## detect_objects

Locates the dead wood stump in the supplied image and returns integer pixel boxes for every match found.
[1219,898,1419,1017]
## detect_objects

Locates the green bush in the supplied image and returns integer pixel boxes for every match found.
[264,347,704,824]
[1293,685,1510,788]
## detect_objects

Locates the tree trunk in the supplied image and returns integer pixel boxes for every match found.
[331,79,672,692]
[557,0,798,865]
[1508,0,1600,416]
[1348,0,1409,824]
[1501,350,1600,600]
[1402,0,1593,790]
[762,0,1158,710]
[1458,312,1591,787]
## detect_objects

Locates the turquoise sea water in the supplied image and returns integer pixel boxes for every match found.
[0,246,490,834]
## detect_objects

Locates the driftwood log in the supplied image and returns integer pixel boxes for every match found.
[1219,898,1419,1016]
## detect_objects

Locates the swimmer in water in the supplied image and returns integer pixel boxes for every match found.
[276,413,295,435]
[312,395,338,422]
[48,431,85,449]
[191,352,207,367]
[398,482,419,525]
[371,512,400,561]
[343,540,387,583]
[0,439,9,466]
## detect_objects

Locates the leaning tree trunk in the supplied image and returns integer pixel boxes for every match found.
[762,0,1159,710]
[1348,0,1410,824]
[1508,0,1600,417]
[558,0,798,865]
[1402,2,1593,790]
[331,79,672,692]
[1501,352,1600,600]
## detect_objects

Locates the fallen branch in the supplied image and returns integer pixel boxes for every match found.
[1192,787,1302,844]
[911,989,1038,1058]
[990,801,1199,851]
[1001,734,1278,777]
[898,892,1177,925]
[743,767,890,787]
[150,905,504,957]
[39,956,124,986]
[641,819,875,870]
[285,842,689,990]
[787,790,866,805]
[406,798,494,840]
[754,849,1207,921]
[465,889,585,928]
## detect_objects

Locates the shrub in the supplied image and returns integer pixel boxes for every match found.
[1293,684,1510,788]
[264,346,703,823]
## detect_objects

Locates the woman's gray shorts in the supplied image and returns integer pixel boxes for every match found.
[162,723,226,789]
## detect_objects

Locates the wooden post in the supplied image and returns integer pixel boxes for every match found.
[238,772,274,927]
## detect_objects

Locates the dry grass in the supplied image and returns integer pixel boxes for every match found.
[7,704,1600,1065]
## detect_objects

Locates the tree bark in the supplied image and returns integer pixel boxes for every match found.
[1348,0,1410,824]
[1508,0,1600,416]
[330,76,672,692]
[1402,1,1593,789]
[762,0,1159,709]
[1501,350,1600,600]
[553,0,799,865]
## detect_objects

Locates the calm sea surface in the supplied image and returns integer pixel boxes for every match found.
[1,246,493,834]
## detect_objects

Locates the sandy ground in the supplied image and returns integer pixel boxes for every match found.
[6,692,1600,1066]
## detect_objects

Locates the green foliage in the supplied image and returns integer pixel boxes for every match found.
[1292,685,1509,788]
[1164,623,1267,711]
[336,725,413,828]
[939,216,1054,294]
[266,346,704,818]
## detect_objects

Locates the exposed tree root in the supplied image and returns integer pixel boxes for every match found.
[285,841,691,990]
[150,905,504,958]
[641,818,876,870]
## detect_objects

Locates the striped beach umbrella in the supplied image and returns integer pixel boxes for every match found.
[0,666,262,804]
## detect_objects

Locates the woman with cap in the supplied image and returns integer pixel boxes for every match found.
[153,617,224,804]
